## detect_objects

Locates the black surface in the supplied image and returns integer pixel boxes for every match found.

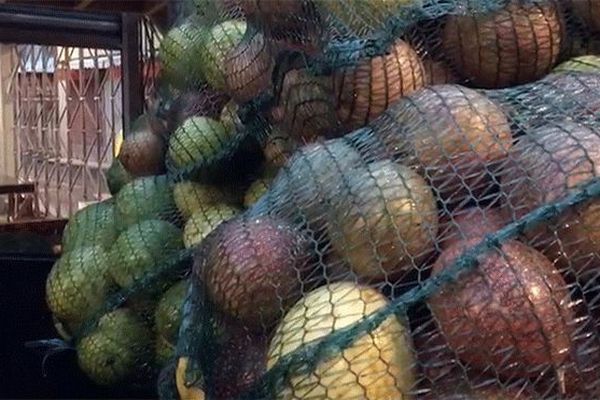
[0,233,154,399]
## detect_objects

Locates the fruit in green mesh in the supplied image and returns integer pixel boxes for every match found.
[155,280,188,342]
[200,215,311,330]
[327,160,438,280]
[77,308,152,386]
[183,204,239,248]
[442,1,563,88]
[166,87,229,133]
[46,245,114,327]
[160,23,207,90]
[428,239,575,378]
[109,219,183,289]
[168,116,233,171]
[115,175,176,227]
[173,181,234,220]
[118,116,166,178]
[243,176,273,208]
[316,0,413,36]
[267,282,416,399]
[106,158,133,195]
[200,19,247,90]
[62,199,119,253]
[554,55,600,74]
[438,206,508,251]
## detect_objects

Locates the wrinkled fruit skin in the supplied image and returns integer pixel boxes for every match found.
[199,215,312,330]
[328,160,438,281]
[500,121,600,277]
[267,282,416,399]
[428,239,575,377]
[443,1,563,88]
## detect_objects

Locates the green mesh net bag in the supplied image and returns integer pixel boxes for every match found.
[36,0,600,398]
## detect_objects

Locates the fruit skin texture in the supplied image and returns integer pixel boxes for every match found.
[267,282,416,399]
[155,280,188,366]
[168,116,233,171]
[327,160,438,280]
[62,199,119,253]
[46,245,114,327]
[442,1,563,88]
[160,23,207,90]
[166,87,229,134]
[115,175,176,227]
[118,115,166,177]
[334,38,426,130]
[200,20,247,90]
[173,181,234,220]
[554,55,600,74]
[500,121,600,277]
[439,206,508,251]
[77,308,152,386]
[109,219,183,289]
[183,204,240,248]
[199,216,311,330]
[378,84,512,204]
[428,239,575,377]
[243,177,273,208]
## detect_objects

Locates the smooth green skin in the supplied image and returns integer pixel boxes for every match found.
[62,200,119,253]
[173,181,232,220]
[155,280,189,341]
[182,204,239,248]
[106,158,133,196]
[200,20,247,90]
[77,308,152,386]
[554,55,600,74]
[115,175,176,227]
[46,245,114,325]
[160,23,207,90]
[109,219,183,289]
[168,116,232,170]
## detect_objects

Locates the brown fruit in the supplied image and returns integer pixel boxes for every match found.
[279,69,339,142]
[327,160,438,281]
[428,239,575,378]
[199,215,312,330]
[118,116,166,177]
[500,121,600,277]
[375,84,512,205]
[262,126,299,168]
[211,325,268,399]
[571,0,600,32]
[225,30,274,103]
[166,87,229,132]
[334,38,426,131]
[442,1,564,88]
[423,58,460,86]
[439,206,509,251]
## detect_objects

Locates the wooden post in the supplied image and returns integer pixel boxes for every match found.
[0,43,16,178]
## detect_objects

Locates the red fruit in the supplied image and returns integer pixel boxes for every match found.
[438,207,509,251]
[198,215,312,330]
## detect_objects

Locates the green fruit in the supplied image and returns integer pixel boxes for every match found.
[156,335,176,367]
[243,177,273,208]
[155,280,189,342]
[160,23,207,90]
[46,245,114,326]
[200,20,247,90]
[110,220,183,289]
[220,100,242,134]
[62,199,119,253]
[173,181,233,220]
[168,116,233,171]
[106,158,133,195]
[554,55,600,74]
[183,204,239,248]
[115,175,176,227]
[77,308,152,386]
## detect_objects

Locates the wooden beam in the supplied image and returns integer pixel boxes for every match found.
[0,44,15,178]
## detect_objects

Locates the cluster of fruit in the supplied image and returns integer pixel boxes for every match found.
[43,0,600,398]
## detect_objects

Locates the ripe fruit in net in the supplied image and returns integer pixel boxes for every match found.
[428,239,575,378]
[106,158,133,196]
[199,215,311,330]
[183,204,240,248]
[438,206,509,251]
[570,0,600,32]
[118,125,166,178]
[62,199,118,253]
[109,219,183,289]
[173,181,235,220]
[442,1,564,88]
[334,38,426,130]
[166,86,229,133]
[423,58,460,86]
[77,308,152,386]
[168,116,233,171]
[225,29,274,103]
[500,121,600,277]
[46,245,114,329]
[160,22,207,90]
[262,126,298,168]
[378,84,512,205]
[155,280,188,366]
[115,175,176,227]
[554,55,600,74]
[200,19,247,91]
[267,282,416,399]
[327,160,438,281]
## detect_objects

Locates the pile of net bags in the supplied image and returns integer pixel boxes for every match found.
[41,0,600,398]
